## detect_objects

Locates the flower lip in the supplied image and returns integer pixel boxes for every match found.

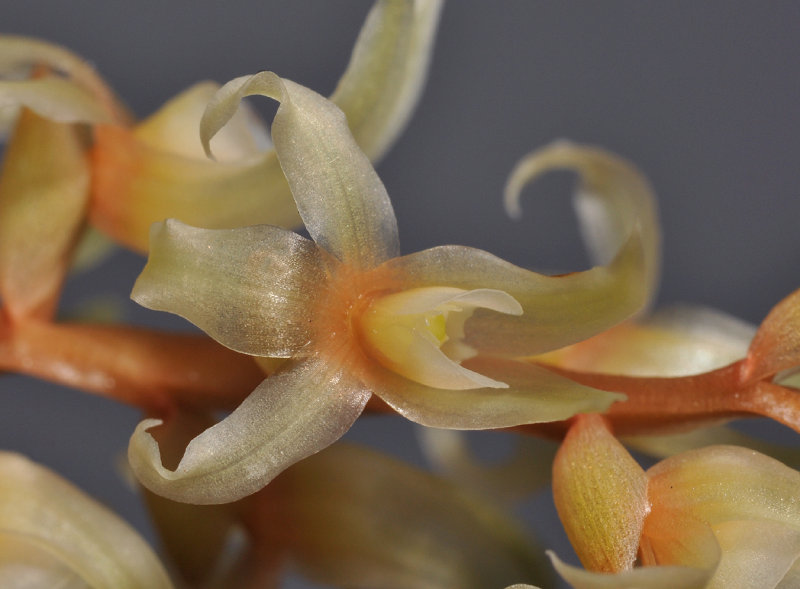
[357,286,522,390]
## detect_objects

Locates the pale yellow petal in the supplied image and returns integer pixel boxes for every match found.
[552,414,649,573]
[331,0,444,160]
[547,551,713,589]
[386,243,648,356]
[0,109,89,321]
[131,219,325,358]
[505,141,660,309]
[645,445,800,530]
[0,452,172,588]
[363,356,625,429]
[261,443,550,589]
[129,351,371,504]
[201,71,399,269]
[538,304,754,377]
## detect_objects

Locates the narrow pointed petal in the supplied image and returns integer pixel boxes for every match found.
[505,141,660,307]
[709,520,800,589]
[0,109,89,321]
[0,35,128,123]
[0,452,172,588]
[250,443,550,589]
[139,410,244,586]
[745,287,800,381]
[546,552,713,589]
[538,304,754,377]
[131,219,325,358]
[386,243,648,356]
[552,414,649,573]
[363,356,625,429]
[330,0,444,160]
[417,428,558,504]
[201,72,399,269]
[129,350,371,504]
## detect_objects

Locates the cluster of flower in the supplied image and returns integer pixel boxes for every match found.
[2,1,800,588]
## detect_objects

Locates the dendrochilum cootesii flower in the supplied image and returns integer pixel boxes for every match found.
[545,413,800,588]
[128,70,659,504]
[0,0,442,411]
[0,450,172,588]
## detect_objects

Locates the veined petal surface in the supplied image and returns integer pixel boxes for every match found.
[330,0,443,161]
[0,109,89,321]
[363,356,624,429]
[131,219,324,358]
[552,414,649,573]
[129,349,371,504]
[0,452,172,588]
[386,243,647,356]
[201,72,399,270]
[257,443,548,589]
[505,141,660,306]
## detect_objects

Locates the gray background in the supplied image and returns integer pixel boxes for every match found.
[3,2,800,587]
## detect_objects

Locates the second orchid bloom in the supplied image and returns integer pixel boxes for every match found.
[129,71,658,504]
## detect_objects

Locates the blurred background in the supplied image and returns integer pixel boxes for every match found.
[3,1,800,587]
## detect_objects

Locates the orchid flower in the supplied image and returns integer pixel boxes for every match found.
[128,70,656,504]
[0,0,441,411]
[0,450,172,588]
[545,413,800,588]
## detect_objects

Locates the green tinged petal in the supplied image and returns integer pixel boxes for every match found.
[505,141,660,307]
[128,350,371,504]
[259,443,549,589]
[331,0,444,161]
[131,219,325,358]
[386,244,647,356]
[552,414,649,573]
[0,452,172,588]
[363,356,624,429]
[200,71,399,270]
